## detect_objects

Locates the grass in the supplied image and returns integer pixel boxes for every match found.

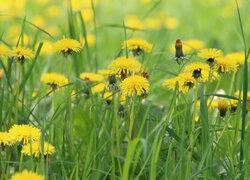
[0,0,249,179]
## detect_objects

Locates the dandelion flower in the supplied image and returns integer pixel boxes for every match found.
[164,17,179,29]
[0,44,11,57]
[97,69,111,76]
[122,38,152,56]
[92,83,108,94]
[22,141,55,157]
[80,34,96,47]
[10,170,44,180]
[8,124,41,144]
[104,92,113,104]
[198,48,223,66]
[217,99,228,118]
[0,132,12,146]
[184,62,210,82]
[214,57,238,73]
[125,15,144,30]
[120,75,149,96]
[177,72,196,93]
[225,52,248,66]
[162,77,179,91]
[230,99,238,113]
[144,17,162,30]
[54,38,82,56]
[108,56,141,77]
[12,46,35,64]
[41,73,68,89]
[80,72,104,82]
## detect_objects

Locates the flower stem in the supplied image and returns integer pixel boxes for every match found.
[66,56,74,155]
[186,83,199,178]
[128,96,136,143]
[14,63,22,124]
[19,153,23,172]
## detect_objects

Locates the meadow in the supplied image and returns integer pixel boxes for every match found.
[0,0,250,179]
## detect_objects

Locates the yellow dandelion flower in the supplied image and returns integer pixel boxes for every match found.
[122,38,152,56]
[97,69,111,76]
[225,52,248,66]
[80,72,104,82]
[144,17,162,30]
[177,72,196,93]
[196,98,218,110]
[0,44,11,57]
[41,73,68,89]
[214,57,238,73]
[120,75,149,96]
[170,39,205,54]
[0,69,4,80]
[12,46,35,63]
[81,8,93,22]
[54,38,82,56]
[195,116,199,122]
[0,132,12,146]
[217,99,228,117]
[104,92,113,102]
[125,15,144,30]
[184,62,210,82]
[108,56,141,75]
[8,124,41,144]
[46,5,62,17]
[164,17,179,29]
[234,91,250,100]
[230,99,238,113]
[22,141,55,157]
[92,83,108,94]
[10,170,44,180]
[80,34,96,47]
[162,77,179,91]
[31,15,46,28]
[38,41,53,55]
[198,48,223,65]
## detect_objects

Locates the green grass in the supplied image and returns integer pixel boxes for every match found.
[0,0,249,179]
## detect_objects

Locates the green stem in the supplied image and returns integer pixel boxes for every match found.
[113,94,121,155]
[15,63,22,124]
[19,153,23,172]
[128,96,136,143]
[229,72,236,95]
[66,56,74,155]
[186,83,199,179]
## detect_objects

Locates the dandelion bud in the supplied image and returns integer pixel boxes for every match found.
[217,99,228,118]
[175,39,184,63]
[230,100,238,113]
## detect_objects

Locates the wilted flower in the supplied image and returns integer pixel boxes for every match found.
[217,99,228,118]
